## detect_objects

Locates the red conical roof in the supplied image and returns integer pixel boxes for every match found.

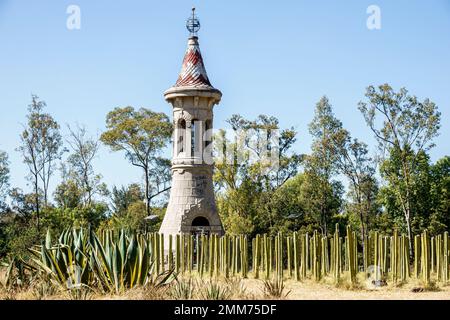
[174,36,215,89]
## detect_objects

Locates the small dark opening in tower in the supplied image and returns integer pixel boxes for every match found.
[191,216,210,227]
[204,120,212,150]
[178,119,186,154]
[191,119,198,156]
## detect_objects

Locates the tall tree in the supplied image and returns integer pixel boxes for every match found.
[334,130,378,244]
[0,151,10,211]
[17,95,64,229]
[358,84,441,256]
[305,96,343,235]
[66,125,107,206]
[100,107,173,215]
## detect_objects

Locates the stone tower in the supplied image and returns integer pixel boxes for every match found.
[159,9,224,238]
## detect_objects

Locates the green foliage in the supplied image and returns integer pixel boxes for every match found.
[300,170,344,235]
[109,201,148,232]
[1,217,41,260]
[429,156,450,234]
[107,183,163,232]
[379,149,449,236]
[215,114,303,237]
[41,204,108,232]
[219,209,254,236]
[54,179,83,209]
[100,106,173,215]
[0,186,108,259]
[111,184,144,214]
[1,188,40,258]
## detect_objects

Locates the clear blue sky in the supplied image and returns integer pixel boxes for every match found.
[0,0,449,198]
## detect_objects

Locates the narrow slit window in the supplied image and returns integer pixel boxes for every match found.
[204,120,212,150]
[191,120,197,156]
[178,119,186,155]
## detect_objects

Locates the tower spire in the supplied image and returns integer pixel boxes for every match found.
[172,8,218,90]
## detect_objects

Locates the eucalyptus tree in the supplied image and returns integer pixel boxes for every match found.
[304,96,344,235]
[17,95,64,229]
[358,84,441,256]
[66,125,107,206]
[334,131,379,244]
[100,107,173,215]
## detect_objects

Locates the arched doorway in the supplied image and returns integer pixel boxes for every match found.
[191,216,210,236]
[192,216,210,227]
[191,216,210,265]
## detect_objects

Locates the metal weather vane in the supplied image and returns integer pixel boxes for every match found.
[186,7,201,37]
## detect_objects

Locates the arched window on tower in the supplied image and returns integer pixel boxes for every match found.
[177,119,186,155]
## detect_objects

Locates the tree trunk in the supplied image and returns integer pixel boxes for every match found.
[401,153,414,258]
[359,194,367,253]
[144,165,151,216]
[42,168,47,208]
[359,210,366,246]
[84,171,92,207]
[405,206,413,258]
[43,187,48,208]
[321,205,328,236]
[34,174,40,231]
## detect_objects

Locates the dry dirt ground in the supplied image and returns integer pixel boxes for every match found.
[84,278,450,300]
[1,268,450,300]
[244,278,450,300]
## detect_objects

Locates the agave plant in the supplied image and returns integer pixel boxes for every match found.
[29,229,92,289]
[262,276,290,298]
[225,277,247,298]
[29,228,172,294]
[1,257,37,290]
[90,230,158,293]
[199,280,232,300]
[170,277,195,300]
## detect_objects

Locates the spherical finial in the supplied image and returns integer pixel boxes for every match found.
[186,7,200,36]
